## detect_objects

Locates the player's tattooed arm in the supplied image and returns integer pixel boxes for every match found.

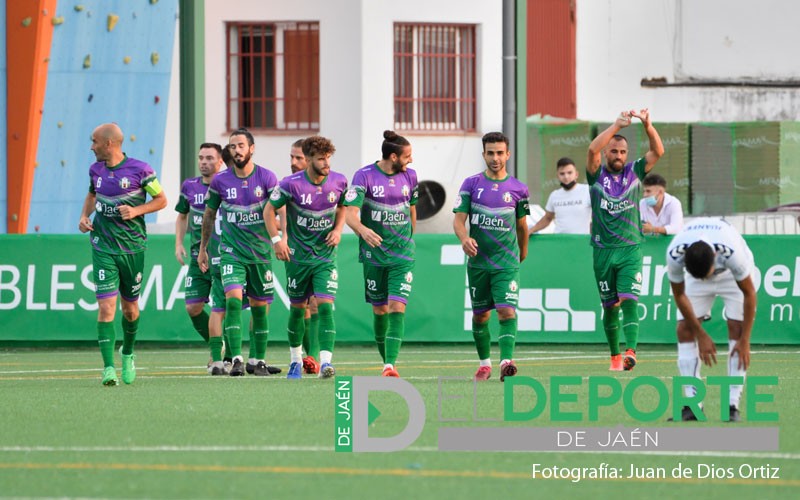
[198,206,216,273]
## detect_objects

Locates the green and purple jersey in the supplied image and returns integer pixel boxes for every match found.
[175,176,220,262]
[453,172,530,270]
[586,158,648,248]
[88,155,162,255]
[343,163,419,266]
[206,165,278,263]
[269,170,348,265]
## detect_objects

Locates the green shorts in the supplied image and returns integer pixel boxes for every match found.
[219,254,274,303]
[592,245,643,307]
[184,259,212,305]
[466,266,520,313]
[362,262,414,306]
[285,260,338,304]
[209,263,226,312]
[92,250,145,302]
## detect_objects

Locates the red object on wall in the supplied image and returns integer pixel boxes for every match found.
[6,0,57,233]
[527,0,576,118]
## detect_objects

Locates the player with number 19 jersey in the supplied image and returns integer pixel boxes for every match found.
[206,165,278,265]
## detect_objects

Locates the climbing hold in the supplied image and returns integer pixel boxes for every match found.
[151,52,159,65]
[74,5,84,12]
[61,160,66,167]
[57,121,64,128]
[149,148,155,154]
[107,14,119,31]
[88,94,93,102]
[83,54,91,69]
[150,0,159,4]
[154,95,160,104]
[130,134,137,142]
[22,17,32,27]
[52,16,64,26]
[123,56,131,64]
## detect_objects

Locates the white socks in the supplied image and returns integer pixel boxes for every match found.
[677,341,700,398]
[290,346,303,364]
[728,339,746,408]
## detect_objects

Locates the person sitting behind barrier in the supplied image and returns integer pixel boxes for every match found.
[640,173,683,236]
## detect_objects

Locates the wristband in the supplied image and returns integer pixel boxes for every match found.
[271,235,282,244]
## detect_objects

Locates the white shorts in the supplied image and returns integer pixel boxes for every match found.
[675,269,744,321]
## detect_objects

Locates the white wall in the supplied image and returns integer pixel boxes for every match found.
[576,0,800,122]
[360,0,504,231]
[202,0,505,232]
[204,0,363,180]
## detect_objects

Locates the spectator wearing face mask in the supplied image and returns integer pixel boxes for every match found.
[639,173,683,236]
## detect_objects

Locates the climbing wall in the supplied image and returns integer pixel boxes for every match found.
[28,0,178,233]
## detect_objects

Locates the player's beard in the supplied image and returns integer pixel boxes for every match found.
[234,151,252,169]
[391,160,405,173]
[608,159,624,172]
[310,163,328,179]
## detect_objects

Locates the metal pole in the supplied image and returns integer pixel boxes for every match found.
[503,0,516,176]
[179,0,205,182]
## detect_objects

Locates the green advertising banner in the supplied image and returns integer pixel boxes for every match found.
[0,234,798,344]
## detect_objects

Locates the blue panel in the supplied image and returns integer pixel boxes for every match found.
[29,0,178,234]
[0,0,7,233]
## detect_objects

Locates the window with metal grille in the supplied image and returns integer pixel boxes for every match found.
[227,22,319,132]
[394,23,476,132]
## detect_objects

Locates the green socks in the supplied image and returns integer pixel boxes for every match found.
[209,336,224,362]
[288,307,306,348]
[302,317,311,354]
[97,321,116,368]
[121,316,139,355]
[250,305,269,359]
[308,313,320,359]
[472,320,491,360]
[498,317,517,361]
[317,302,335,353]
[373,313,388,362]
[190,310,210,342]
[620,299,639,351]
[384,312,405,365]
[224,297,243,357]
[603,306,621,355]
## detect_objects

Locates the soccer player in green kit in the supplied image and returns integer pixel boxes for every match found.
[175,143,224,362]
[198,128,278,377]
[344,131,418,377]
[78,123,168,385]
[587,110,664,371]
[453,132,530,381]
[288,139,321,375]
[266,136,348,379]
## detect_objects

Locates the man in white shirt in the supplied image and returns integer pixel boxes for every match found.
[665,218,756,422]
[529,157,591,235]
[640,173,683,235]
